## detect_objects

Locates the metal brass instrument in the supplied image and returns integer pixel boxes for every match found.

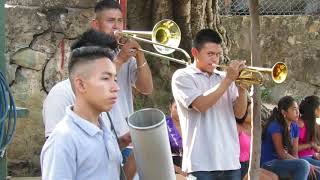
[115,19,191,65]
[216,62,288,85]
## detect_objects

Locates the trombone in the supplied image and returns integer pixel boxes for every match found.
[216,62,288,86]
[114,19,191,65]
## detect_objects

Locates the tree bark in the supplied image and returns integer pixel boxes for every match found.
[172,0,192,52]
[212,0,231,64]
[152,0,173,24]
[190,0,206,37]
[248,0,262,180]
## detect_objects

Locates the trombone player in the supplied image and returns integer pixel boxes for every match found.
[171,29,248,180]
[43,1,153,180]
[91,1,153,179]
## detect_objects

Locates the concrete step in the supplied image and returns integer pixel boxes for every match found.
[8,177,41,180]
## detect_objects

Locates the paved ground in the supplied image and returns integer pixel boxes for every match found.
[8,177,41,180]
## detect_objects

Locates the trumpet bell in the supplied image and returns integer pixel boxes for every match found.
[272,62,287,84]
[242,62,288,85]
[152,19,181,54]
[217,62,288,86]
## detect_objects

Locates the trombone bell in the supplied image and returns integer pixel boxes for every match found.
[152,20,181,54]
[115,19,191,65]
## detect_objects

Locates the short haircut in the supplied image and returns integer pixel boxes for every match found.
[193,29,222,50]
[68,46,114,90]
[94,0,121,13]
[71,29,118,51]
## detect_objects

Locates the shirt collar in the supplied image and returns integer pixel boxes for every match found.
[188,63,223,77]
[66,106,103,136]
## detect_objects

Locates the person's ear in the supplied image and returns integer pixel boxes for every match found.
[315,107,320,118]
[74,76,86,93]
[191,47,198,58]
[191,47,200,62]
[91,19,99,30]
[281,109,287,119]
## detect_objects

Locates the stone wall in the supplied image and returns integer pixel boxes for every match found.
[4,1,320,176]
[221,16,320,102]
[5,1,97,176]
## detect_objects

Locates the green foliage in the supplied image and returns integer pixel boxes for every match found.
[133,96,145,110]
[261,86,272,102]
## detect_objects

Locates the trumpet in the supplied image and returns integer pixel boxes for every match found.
[114,19,191,65]
[216,62,288,86]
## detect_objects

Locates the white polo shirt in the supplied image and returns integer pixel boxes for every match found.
[41,106,122,180]
[171,64,240,173]
[42,79,75,137]
[42,58,137,138]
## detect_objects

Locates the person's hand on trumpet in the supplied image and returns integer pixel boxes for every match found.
[225,60,250,90]
[117,38,142,63]
[225,60,246,81]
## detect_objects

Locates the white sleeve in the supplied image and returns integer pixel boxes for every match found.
[172,70,202,109]
[42,82,75,137]
[229,82,239,104]
[128,57,138,86]
[40,133,76,180]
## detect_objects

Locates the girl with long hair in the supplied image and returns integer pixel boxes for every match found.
[298,95,320,179]
[261,96,310,180]
[236,99,278,180]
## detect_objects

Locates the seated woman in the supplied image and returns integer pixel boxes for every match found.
[298,95,320,178]
[236,99,278,180]
[166,99,187,177]
[261,96,310,180]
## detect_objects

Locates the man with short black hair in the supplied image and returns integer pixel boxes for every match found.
[172,29,248,180]
[41,46,124,180]
[42,29,118,139]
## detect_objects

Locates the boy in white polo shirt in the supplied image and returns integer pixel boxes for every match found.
[172,29,248,180]
[41,46,129,180]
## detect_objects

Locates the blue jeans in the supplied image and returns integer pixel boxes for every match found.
[302,156,320,180]
[240,161,249,179]
[188,169,241,180]
[262,159,310,180]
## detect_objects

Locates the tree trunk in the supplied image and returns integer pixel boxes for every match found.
[248,0,262,180]
[172,0,192,52]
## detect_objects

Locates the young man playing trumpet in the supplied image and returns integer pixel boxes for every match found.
[172,29,248,180]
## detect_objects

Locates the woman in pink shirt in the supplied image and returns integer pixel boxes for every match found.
[236,99,278,180]
[298,95,320,175]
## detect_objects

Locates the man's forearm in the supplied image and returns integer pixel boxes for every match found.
[135,54,153,94]
[233,87,247,119]
[191,78,233,112]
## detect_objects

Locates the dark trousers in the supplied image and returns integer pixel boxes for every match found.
[188,169,241,180]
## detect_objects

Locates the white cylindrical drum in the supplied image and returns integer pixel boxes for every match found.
[127,108,175,180]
